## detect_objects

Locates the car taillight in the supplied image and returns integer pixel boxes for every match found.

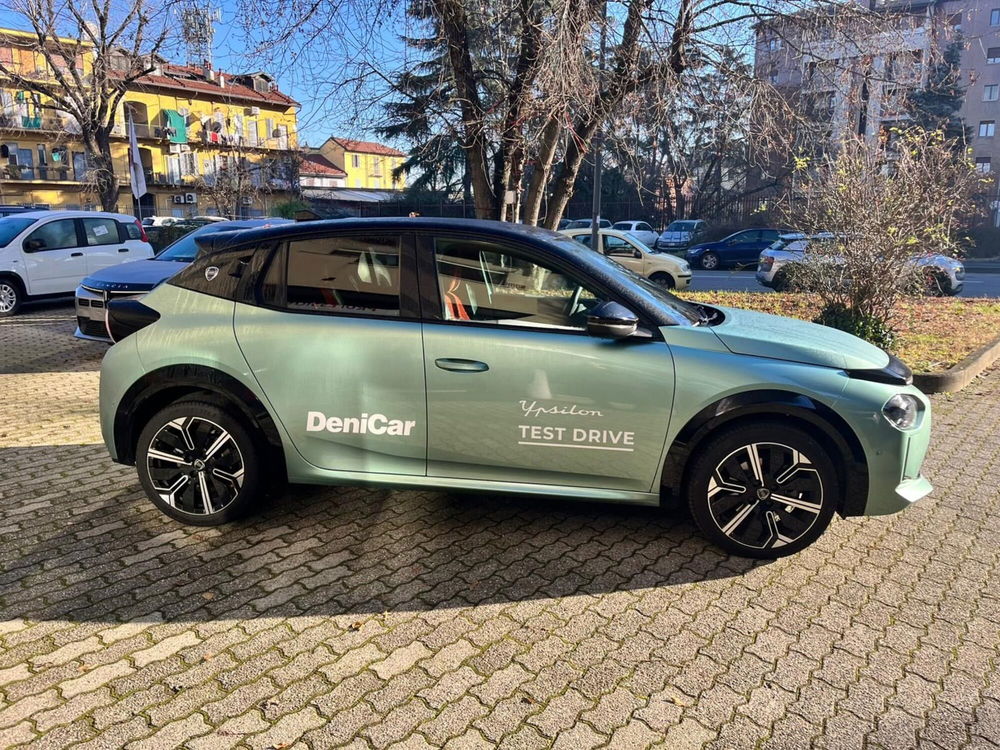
[759,255,773,271]
[135,219,148,243]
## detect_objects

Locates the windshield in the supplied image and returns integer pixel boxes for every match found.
[0,217,37,247]
[547,235,703,325]
[666,221,697,232]
[156,223,231,262]
[566,219,591,229]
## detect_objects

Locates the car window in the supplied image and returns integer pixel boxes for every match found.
[604,235,634,255]
[0,217,36,247]
[24,218,78,251]
[82,217,120,246]
[433,238,604,331]
[611,222,629,230]
[284,234,401,317]
[123,221,141,240]
[666,221,697,231]
[637,223,653,232]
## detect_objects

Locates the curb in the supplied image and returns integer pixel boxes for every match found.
[913,332,1000,394]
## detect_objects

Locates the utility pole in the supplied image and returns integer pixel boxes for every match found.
[590,1,608,252]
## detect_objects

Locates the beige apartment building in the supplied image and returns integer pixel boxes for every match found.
[756,0,1000,180]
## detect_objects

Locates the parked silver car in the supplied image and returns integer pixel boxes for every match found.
[756,234,965,296]
[655,219,707,252]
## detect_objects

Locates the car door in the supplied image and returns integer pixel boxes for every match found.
[19,217,88,295]
[419,234,674,492]
[234,232,427,476]
[80,216,131,275]
[635,222,656,246]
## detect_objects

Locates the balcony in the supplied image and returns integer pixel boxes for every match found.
[0,164,81,182]
[0,113,73,134]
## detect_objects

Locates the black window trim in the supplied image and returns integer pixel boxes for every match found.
[414,230,663,339]
[253,231,421,322]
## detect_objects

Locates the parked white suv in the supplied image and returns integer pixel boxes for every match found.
[561,228,692,289]
[0,211,154,316]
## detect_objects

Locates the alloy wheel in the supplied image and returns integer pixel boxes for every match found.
[145,416,245,515]
[701,253,719,270]
[0,283,17,313]
[706,441,824,551]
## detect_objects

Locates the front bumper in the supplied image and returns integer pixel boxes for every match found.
[675,273,693,290]
[755,269,775,287]
[838,380,934,517]
[75,286,112,342]
[75,286,144,343]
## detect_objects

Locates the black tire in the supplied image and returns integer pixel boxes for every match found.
[136,400,265,526]
[684,420,839,559]
[650,272,675,289]
[923,271,948,297]
[700,251,720,270]
[770,270,790,293]
[0,276,24,317]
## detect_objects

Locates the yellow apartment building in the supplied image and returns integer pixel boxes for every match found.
[313,137,406,190]
[0,28,299,218]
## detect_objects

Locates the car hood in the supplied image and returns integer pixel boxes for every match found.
[710,305,890,370]
[81,258,187,292]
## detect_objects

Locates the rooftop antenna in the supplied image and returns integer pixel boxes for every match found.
[178,1,221,67]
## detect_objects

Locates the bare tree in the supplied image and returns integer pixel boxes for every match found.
[782,129,982,346]
[197,144,301,218]
[0,0,171,211]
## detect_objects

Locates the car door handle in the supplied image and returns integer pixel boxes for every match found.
[118,247,129,253]
[434,358,489,373]
[70,252,83,257]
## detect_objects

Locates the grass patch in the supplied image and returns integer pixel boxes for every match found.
[677,291,1000,374]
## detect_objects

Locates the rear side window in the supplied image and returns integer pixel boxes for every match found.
[82,217,120,246]
[122,221,141,240]
[612,222,631,230]
[170,245,259,301]
[283,234,401,317]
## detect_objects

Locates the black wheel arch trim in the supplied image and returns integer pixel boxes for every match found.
[660,389,869,517]
[114,365,285,474]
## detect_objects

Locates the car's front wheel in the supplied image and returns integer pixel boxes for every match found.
[0,277,24,317]
[700,251,720,270]
[685,421,838,558]
[650,272,675,289]
[136,400,265,526]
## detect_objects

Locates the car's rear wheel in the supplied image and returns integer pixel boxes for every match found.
[700,251,720,270]
[685,421,838,559]
[0,277,24,317]
[136,400,264,526]
[650,272,675,289]
[923,270,949,297]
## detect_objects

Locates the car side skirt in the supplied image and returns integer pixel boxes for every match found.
[287,466,662,506]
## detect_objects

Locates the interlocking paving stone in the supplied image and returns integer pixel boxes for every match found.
[1,305,1000,747]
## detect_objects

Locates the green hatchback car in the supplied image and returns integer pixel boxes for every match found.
[99,218,932,559]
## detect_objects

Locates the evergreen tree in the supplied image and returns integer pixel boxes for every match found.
[906,40,969,144]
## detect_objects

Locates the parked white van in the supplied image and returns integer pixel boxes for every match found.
[0,211,154,316]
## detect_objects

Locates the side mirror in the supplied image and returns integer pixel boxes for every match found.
[24,238,45,251]
[633,249,642,259]
[586,300,639,339]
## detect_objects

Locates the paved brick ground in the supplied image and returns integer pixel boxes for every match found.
[1,303,999,749]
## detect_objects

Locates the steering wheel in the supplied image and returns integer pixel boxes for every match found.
[565,284,584,317]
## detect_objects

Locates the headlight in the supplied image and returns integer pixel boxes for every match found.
[759,254,774,271]
[679,260,690,272]
[882,394,920,430]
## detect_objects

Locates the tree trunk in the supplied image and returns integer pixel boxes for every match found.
[523,116,563,226]
[544,117,600,229]
[434,0,495,219]
[91,129,120,212]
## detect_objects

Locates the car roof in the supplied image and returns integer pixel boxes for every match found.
[4,210,136,221]
[196,217,569,253]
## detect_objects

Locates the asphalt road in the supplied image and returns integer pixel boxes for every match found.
[688,269,1000,298]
